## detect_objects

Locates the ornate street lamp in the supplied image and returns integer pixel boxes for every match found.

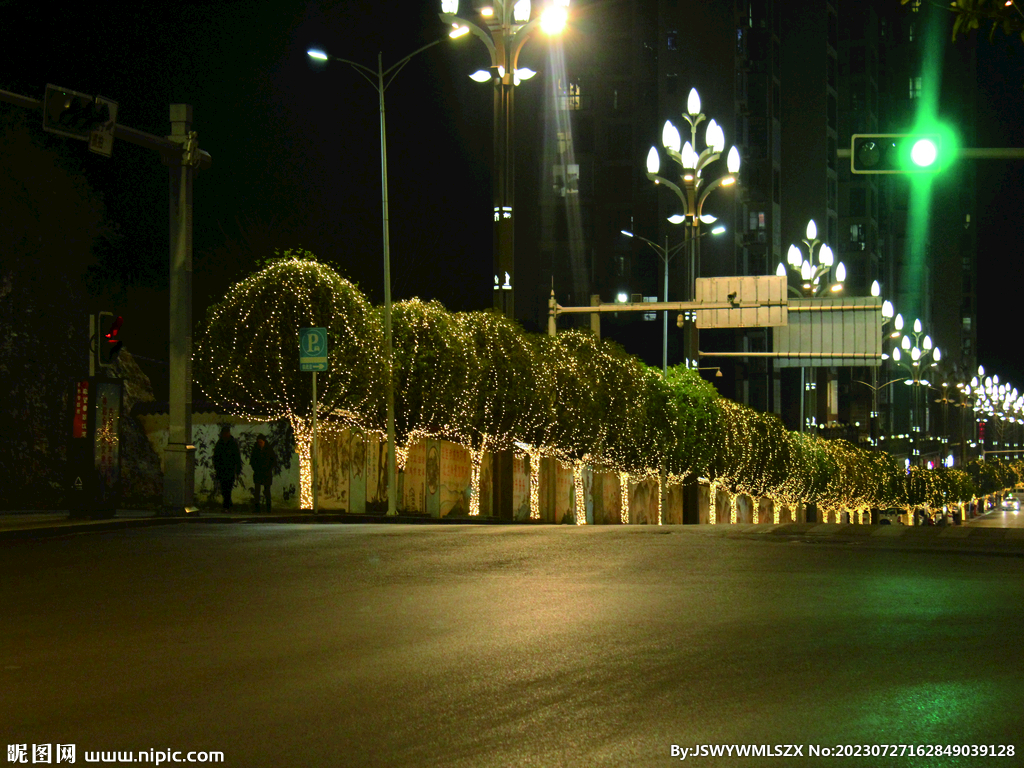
[646,87,739,368]
[440,0,569,320]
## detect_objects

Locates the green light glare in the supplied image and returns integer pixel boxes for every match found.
[901,7,958,320]
[911,138,937,168]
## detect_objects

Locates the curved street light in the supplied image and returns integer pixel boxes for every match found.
[307,39,446,517]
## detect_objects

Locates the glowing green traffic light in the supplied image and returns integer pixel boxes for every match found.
[850,133,946,174]
[910,137,938,168]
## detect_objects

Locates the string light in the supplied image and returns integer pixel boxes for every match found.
[194,254,1024,520]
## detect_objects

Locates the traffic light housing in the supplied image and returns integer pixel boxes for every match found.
[850,133,942,174]
[97,312,123,368]
[42,84,111,141]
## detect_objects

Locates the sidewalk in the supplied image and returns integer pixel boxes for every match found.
[0,508,509,540]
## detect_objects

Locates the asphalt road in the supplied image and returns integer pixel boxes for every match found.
[3,525,1023,767]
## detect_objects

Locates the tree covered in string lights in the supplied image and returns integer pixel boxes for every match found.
[663,366,723,480]
[196,255,1024,519]
[194,250,384,508]
[391,298,476,453]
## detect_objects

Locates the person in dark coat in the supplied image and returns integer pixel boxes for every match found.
[212,426,242,509]
[250,434,276,513]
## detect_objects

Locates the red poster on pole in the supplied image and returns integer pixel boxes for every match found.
[72,380,88,439]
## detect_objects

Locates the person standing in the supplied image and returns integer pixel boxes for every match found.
[213,426,242,510]
[250,434,276,514]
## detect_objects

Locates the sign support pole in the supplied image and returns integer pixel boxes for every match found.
[312,371,318,515]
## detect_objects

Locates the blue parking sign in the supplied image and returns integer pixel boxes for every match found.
[299,327,328,371]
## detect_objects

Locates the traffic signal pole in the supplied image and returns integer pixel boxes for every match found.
[0,88,211,516]
[164,105,199,515]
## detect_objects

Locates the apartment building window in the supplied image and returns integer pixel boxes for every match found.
[909,76,922,99]
[849,223,866,250]
[667,30,678,50]
[666,73,678,95]
[560,80,582,110]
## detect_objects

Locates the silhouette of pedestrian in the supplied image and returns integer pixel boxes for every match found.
[213,426,242,510]
[250,434,277,513]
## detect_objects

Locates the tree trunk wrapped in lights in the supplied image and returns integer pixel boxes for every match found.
[194,251,384,508]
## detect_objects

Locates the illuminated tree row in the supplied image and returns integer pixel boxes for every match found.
[195,255,1024,517]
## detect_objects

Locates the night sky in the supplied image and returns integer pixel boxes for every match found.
[4,0,1024,401]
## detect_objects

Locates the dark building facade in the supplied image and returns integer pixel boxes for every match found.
[520,0,977,463]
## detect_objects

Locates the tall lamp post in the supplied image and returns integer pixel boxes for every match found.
[888,317,940,465]
[307,40,444,517]
[645,87,739,369]
[439,0,569,319]
[621,227,724,375]
[775,219,845,432]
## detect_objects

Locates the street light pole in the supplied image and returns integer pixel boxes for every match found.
[646,87,739,370]
[308,40,442,517]
[441,0,569,319]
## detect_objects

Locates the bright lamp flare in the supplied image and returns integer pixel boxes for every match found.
[513,0,531,22]
[726,146,740,173]
[646,146,660,174]
[787,244,802,268]
[662,120,681,153]
[540,4,567,33]
[911,137,938,167]
[307,49,328,60]
[687,87,701,116]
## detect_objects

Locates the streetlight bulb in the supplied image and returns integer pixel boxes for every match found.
[871,280,880,297]
[806,220,817,240]
[667,214,685,224]
[616,292,628,303]
[699,214,718,224]
[710,225,726,235]
[835,261,846,282]
[646,146,660,174]
[681,141,697,169]
[727,146,740,173]
[911,347,921,362]
[776,263,787,277]
[787,244,802,268]
[933,347,941,362]
[540,4,567,33]
[620,230,634,238]
[706,119,725,153]
[893,348,902,362]
[901,336,911,350]
[441,0,459,12]
[895,313,904,331]
[307,49,329,60]
[923,335,932,350]
[687,87,701,116]
[449,25,470,37]
[469,70,492,82]
[913,318,922,333]
[819,244,834,267]
[662,120,681,153]
[978,365,985,377]
[514,67,536,81]
[882,300,893,318]
[801,261,812,281]
[513,0,531,22]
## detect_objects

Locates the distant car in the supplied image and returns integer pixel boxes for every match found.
[1001,496,1020,511]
